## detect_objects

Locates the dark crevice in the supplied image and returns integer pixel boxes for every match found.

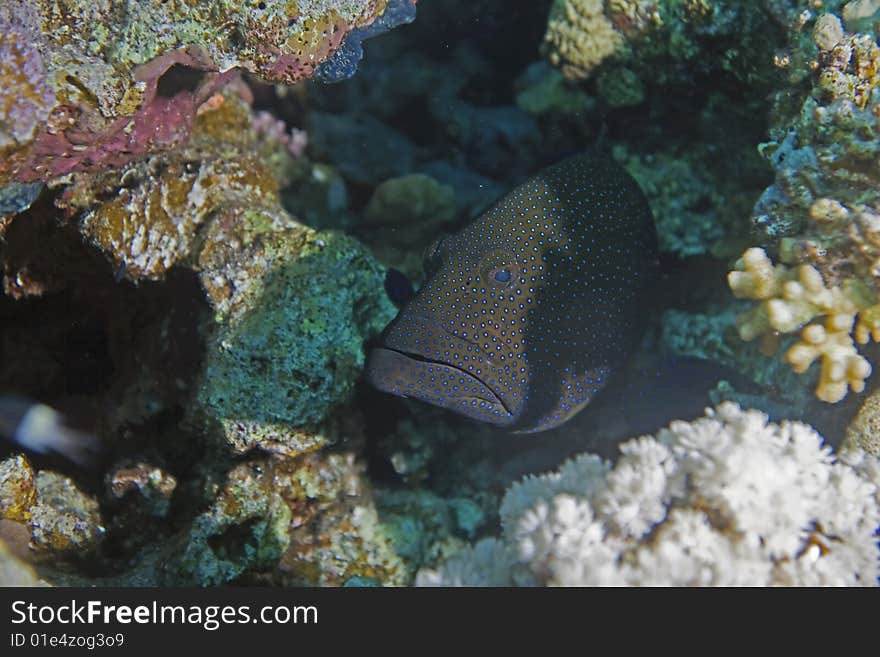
[155,64,206,98]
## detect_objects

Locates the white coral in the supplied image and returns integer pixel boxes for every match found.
[417,404,880,586]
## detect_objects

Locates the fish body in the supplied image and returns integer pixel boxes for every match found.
[367,152,658,432]
[0,395,100,466]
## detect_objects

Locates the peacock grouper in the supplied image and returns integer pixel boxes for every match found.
[366,151,658,432]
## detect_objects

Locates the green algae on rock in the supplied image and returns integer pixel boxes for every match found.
[61,91,395,455]
[162,438,408,586]
[28,471,104,554]
[165,461,293,586]
[197,228,395,455]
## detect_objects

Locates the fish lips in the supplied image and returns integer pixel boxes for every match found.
[366,347,515,425]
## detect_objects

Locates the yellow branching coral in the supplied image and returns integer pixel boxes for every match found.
[787,316,871,403]
[728,247,875,403]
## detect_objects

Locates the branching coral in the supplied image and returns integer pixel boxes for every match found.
[726,16,880,402]
[728,247,874,402]
[417,403,880,586]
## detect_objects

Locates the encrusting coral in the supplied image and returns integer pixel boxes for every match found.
[0,0,413,185]
[161,428,409,587]
[6,0,880,589]
[543,0,628,81]
[417,403,880,586]
[57,89,396,456]
[843,382,880,456]
[0,456,103,556]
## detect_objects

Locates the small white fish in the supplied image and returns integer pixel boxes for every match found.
[0,396,100,467]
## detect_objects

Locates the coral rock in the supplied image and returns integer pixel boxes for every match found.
[28,471,103,554]
[543,0,627,80]
[843,386,880,455]
[0,0,408,184]
[0,455,37,523]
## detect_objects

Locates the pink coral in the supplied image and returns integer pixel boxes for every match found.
[21,50,241,182]
[251,110,309,158]
[0,0,402,185]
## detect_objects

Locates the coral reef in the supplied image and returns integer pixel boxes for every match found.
[4,0,880,590]
[614,145,726,257]
[273,448,408,587]
[197,227,395,454]
[307,111,417,186]
[0,456,103,556]
[365,174,456,237]
[514,61,595,116]
[58,90,395,456]
[316,0,418,82]
[418,404,880,586]
[0,0,412,184]
[28,471,104,554]
[753,20,880,251]
[106,460,177,519]
[0,455,36,523]
[660,306,816,410]
[363,174,457,279]
[541,0,807,88]
[166,460,294,586]
[727,15,880,403]
[0,183,43,217]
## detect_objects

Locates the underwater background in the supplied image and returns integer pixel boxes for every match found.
[0,0,878,586]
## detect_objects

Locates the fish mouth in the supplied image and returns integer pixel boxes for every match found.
[365,346,514,422]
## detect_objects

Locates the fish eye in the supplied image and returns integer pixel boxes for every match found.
[492,268,512,283]
[479,249,519,288]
